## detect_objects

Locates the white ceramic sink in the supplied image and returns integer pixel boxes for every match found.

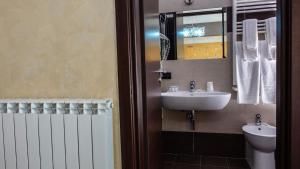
[242,123,276,152]
[161,91,231,111]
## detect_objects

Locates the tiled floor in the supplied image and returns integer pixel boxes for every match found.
[162,154,251,169]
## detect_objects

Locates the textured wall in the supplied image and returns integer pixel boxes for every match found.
[0,0,121,168]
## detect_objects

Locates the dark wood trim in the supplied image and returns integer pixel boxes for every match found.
[291,52,300,165]
[276,0,292,168]
[277,0,300,168]
[115,0,159,168]
[132,0,147,168]
[115,0,142,168]
[289,0,300,168]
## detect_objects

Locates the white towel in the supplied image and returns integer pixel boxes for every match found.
[242,19,259,61]
[265,17,277,60]
[265,17,276,47]
[259,41,276,104]
[236,42,260,104]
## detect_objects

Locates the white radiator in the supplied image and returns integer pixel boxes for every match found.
[0,99,114,169]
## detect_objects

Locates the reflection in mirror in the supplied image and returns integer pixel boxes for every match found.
[160,8,228,60]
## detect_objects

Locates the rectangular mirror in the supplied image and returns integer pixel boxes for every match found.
[160,8,228,60]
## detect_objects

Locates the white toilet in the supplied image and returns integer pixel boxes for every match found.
[242,123,276,169]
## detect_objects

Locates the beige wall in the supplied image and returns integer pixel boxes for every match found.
[161,35,276,134]
[0,0,121,168]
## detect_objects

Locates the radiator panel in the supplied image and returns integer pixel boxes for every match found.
[51,114,66,169]
[0,114,6,169]
[64,115,80,169]
[3,113,17,169]
[26,114,41,169]
[0,99,113,169]
[39,114,53,169]
[14,114,29,169]
[78,115,94,169]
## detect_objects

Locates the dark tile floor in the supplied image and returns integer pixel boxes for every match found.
[162,154,251,169]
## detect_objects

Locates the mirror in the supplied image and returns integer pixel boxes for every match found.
[160,8,228,60]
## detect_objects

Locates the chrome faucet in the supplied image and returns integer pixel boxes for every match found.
[189,80,196,92]
[255,114,262,126]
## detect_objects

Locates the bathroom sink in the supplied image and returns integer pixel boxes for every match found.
[161,91,231,111]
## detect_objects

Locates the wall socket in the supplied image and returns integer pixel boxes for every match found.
[162,72,172,80]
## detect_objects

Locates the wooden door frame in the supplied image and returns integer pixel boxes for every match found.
[114,0,299,168]
[276,0,290,168]
[115,0,146,169]
[277,0,300,168]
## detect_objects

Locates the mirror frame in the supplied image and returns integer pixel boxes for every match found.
[160,7,229,60]
[177,8,227,59]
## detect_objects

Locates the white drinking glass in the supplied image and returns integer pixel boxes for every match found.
[207,82,214,92]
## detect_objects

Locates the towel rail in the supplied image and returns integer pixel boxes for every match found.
[237,8,276,14]
[237,28,266,32]
[236,31,266,35]
[232,0,277,86]
[237,20,266,24]
[237,1,276,6]
[237,5,276,10]
[237,25,266,29]
[237,20,267,33]
[237,0,274,3]
[237,23,266,27]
